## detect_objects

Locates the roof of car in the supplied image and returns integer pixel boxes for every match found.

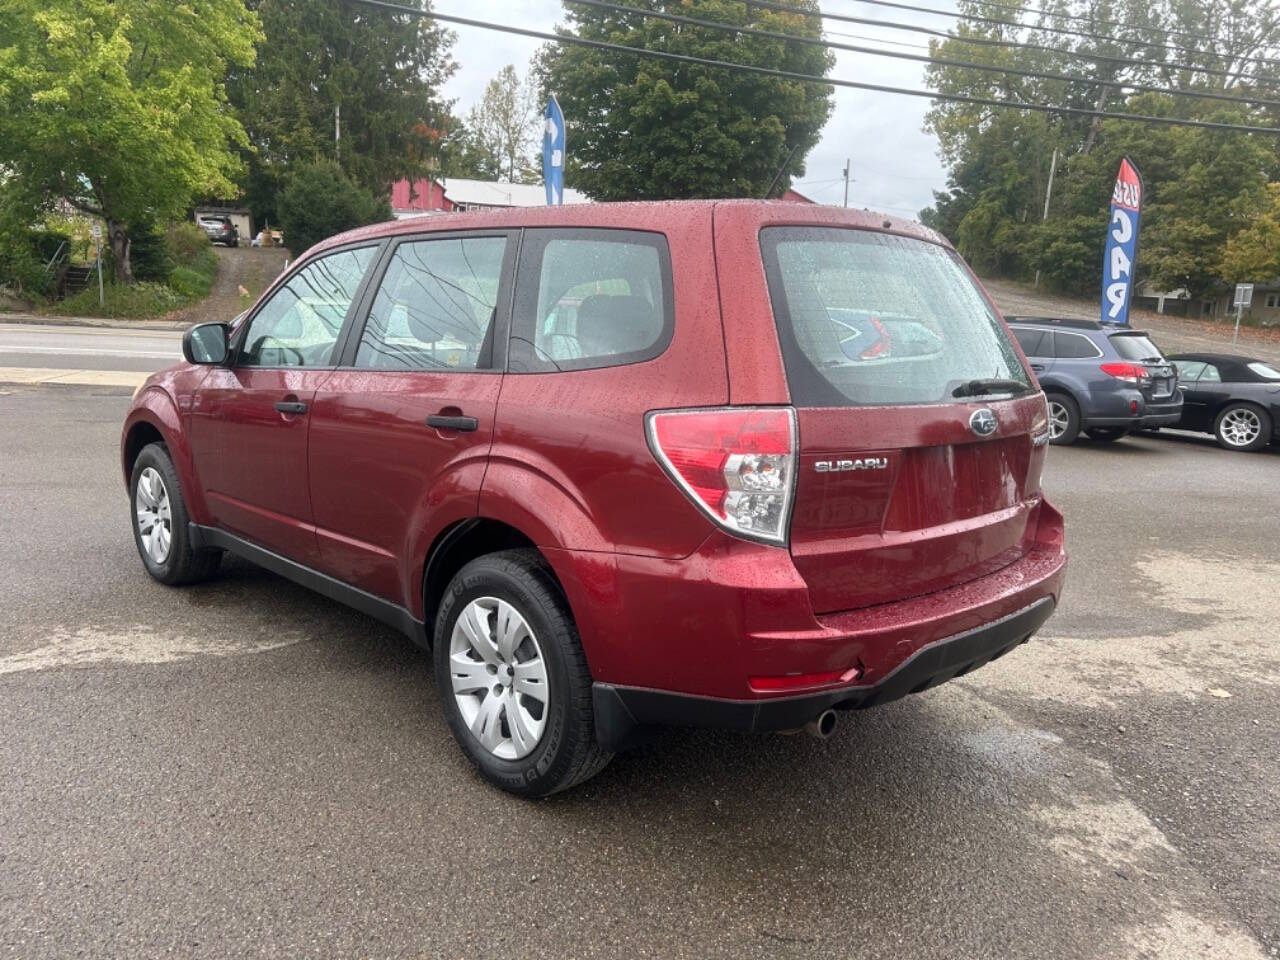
[302,199,951,263]
[1169,352,1261,366]
[1005,316,1156,337]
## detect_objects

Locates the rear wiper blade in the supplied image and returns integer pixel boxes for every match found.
[952,378,1032,398]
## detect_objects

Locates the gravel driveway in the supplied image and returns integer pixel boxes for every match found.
[169,245,289,327]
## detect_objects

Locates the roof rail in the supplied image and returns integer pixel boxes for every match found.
[1004,315,1103,331]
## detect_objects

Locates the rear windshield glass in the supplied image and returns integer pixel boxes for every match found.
[1108,333,1164,362]
[760,227,1029,407]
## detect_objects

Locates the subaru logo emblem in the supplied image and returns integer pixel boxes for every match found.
[969,408,997,437]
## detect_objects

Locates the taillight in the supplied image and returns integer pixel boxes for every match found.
[1100,362,1150,384]
[646,407,797,545]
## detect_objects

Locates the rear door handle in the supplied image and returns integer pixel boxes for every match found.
[274,401,308,414]
[426,414,478,432]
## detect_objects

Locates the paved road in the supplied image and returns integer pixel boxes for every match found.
[0,324,181,372]
[1,385,1277,959]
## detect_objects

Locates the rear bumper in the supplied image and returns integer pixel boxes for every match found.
[1085,393,1182,429]
[544,501,1067,750]
[593,596,1054,749]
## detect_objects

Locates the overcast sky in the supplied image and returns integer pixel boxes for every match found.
[436,1,953,217]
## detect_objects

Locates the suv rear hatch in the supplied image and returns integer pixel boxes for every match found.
[1106,330,1176,400]
[759,227,1048,614]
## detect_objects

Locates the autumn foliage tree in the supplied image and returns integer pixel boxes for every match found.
[0,0,262,282]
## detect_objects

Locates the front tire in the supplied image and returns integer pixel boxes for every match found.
[1046,393,1081,445]
[130,443,220,585]
[434,550,611,797]
[1214,403,1270,452]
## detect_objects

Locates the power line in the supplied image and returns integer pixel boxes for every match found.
[840,0,1280,70]
[567,0,1280,109]
[859,0,1280,55]
[737,0,1270,84]
[344,0,1280,135]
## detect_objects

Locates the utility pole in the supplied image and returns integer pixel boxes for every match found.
[1034,148,1059,289]
[842,158,851,208]
[334,103,341,162]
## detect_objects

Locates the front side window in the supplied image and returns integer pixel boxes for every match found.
[355,236,508,371]
[239,247,375,367]
[510,229,673,372]
[761,227,1029,406]
[1200,364,1222,382]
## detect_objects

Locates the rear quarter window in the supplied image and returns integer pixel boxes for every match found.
[1054,331,1101,359]
[509,229,673,373]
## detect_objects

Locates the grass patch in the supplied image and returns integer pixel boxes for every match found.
[55,281,185,319]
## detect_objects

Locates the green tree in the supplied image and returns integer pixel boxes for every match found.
[229,0,455,225]
[536,0,834,200]
[1219,182,1280,282]
[921,0,1280,294]
[465,65,540,183]
[276,160,391,258]
[0,0,262,281]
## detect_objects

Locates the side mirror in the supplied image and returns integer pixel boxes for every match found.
[182,322,230,365]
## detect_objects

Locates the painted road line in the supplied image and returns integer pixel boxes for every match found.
[0,345,176,359]
[0,367,147,388]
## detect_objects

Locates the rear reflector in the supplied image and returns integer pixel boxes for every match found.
[749,666,861,693]
[646,407,797,544]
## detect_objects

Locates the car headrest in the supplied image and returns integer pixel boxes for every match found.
[575,294,661,357]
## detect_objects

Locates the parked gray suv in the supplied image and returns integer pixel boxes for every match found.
[1007,317,1182,445]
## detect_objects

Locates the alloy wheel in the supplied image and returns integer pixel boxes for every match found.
[135,467,172,564]
[1219,408,1262,447]
[1047,400,1070,440]
[448,597,549,761]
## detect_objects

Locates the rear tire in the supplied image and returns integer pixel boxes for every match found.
[1214,403,1270,452]
[130,442,221,585]
[1046,393,1081,445]
[1085,427,1127,443]
[434,549,611,797]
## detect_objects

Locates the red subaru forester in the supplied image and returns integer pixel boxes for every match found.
[122,201,1066,796]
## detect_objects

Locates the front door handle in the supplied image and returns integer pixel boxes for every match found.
[1030,363,1046,372]
[426,414,478,432]
[275,401,308,414]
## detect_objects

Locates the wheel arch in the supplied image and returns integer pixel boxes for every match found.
[121,391,212,523]
[421,518,571,644]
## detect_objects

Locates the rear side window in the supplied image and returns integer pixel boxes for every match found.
[1011,327,1048,357]
[761,227,1029,406]
[355,236,509,371]
[509,229,673,373]
[1109,333,1164,362]
[1174,360,1205,382]
[1054,331,1101,359]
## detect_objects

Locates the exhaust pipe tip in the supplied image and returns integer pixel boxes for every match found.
[805,709,838,740]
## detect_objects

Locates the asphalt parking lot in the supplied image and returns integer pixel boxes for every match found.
[1,383,1277,959]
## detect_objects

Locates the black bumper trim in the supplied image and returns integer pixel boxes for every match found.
[592,596,1056,751]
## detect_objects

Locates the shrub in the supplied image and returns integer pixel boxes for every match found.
[56,281,184,319]
[129,224,175,283]
[167,221,212,264]
[277,160,391,258]
[169,265,213,299]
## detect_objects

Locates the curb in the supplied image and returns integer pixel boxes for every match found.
[0,366,147,389]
